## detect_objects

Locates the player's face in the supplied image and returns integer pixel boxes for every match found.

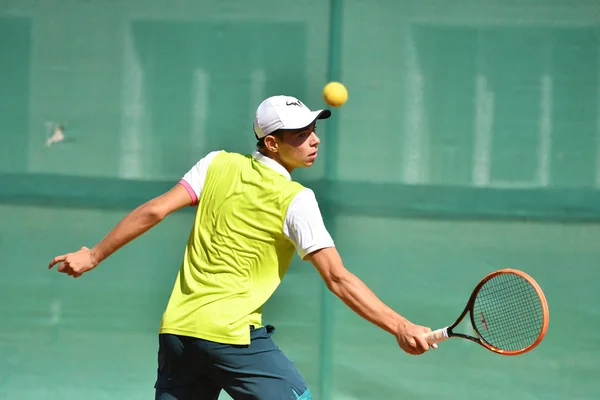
[277,123,320,172]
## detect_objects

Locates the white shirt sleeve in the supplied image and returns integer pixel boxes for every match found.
[179,150,222,205]
[284,188,335,260]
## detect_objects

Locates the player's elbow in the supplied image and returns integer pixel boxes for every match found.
[308,248,351,294]
[324,267,351,294]
[141,201,169,222]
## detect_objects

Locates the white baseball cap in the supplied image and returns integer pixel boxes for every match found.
[253,95,331,139]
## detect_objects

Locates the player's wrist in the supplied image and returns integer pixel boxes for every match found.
[89,247,102,267]
[389,314,410,336]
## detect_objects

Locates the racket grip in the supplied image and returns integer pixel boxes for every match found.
[424,327,449,344]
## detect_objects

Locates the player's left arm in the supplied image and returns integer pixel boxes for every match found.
[47,183,192,277]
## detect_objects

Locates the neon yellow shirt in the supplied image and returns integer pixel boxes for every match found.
[159,151,305,345]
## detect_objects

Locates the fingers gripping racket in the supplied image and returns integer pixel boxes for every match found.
[424,268,549,355]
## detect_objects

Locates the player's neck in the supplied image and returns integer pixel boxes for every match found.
[260,150,295,174]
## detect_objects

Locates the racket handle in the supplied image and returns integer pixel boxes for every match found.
[424,327,449,344]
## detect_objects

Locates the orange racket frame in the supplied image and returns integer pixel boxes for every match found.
[424,268,550,356]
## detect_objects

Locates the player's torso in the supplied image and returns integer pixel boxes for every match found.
[160,152,304,344]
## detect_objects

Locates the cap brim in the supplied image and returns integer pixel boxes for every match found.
[286,109,332,131]
[316,109,332,120]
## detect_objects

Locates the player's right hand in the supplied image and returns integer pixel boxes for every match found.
[395,319,438,355]
[48,246,98,278]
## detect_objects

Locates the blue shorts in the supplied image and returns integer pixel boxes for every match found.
[154,325,311,400]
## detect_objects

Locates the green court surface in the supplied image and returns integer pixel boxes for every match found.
[1,203,598,399]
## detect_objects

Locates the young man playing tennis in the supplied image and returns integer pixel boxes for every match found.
[48,95,435,399]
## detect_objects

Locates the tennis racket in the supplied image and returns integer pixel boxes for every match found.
[424,268,549,355]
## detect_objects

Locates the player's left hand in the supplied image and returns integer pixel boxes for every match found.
[48,246,98,278]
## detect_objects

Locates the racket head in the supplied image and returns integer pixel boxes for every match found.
[466,268,549,356]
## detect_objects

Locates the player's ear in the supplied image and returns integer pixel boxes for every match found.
[264,134,279,153]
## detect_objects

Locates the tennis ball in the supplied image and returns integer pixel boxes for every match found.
[323,82,348,107]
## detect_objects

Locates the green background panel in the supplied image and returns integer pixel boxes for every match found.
[1,1,599,399]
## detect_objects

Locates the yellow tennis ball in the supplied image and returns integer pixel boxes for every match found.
[323,82,348,107]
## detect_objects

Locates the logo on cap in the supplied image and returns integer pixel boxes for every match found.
[286,99,303,107]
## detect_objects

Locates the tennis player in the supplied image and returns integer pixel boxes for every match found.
[48,95,435,400]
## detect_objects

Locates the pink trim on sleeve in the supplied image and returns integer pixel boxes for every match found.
[179,179,198,205]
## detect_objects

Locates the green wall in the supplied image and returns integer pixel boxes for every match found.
[1,1,599,399]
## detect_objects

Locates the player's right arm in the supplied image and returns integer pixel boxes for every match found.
[306,247,434,355]
[285,188,434,356]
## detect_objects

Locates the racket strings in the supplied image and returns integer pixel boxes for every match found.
[480,279,542,332]
[477,279,543,349]
[473,273,544,352]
